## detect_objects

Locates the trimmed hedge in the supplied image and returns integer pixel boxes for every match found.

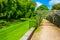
[20,18,37,28]
[29,18,37,28]
[0,21,29,40]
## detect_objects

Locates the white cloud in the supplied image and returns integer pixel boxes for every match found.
[35,2,42,10]
[49,0,60,9]
[49,0,60,6]
[36,2,42,7]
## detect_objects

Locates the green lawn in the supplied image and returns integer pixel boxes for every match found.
[0,18,38,40]
[0,21,29,40]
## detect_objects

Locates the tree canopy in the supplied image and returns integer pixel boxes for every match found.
[0,0,36,19]
[37,5,49,10]
[52,3,60,10]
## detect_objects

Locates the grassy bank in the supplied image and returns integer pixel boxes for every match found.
[0,21,29,40]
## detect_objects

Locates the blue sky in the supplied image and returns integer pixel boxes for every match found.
[33,0,60,9]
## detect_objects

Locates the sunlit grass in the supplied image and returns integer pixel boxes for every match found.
[35,26,42,33]
[0,21,29,40]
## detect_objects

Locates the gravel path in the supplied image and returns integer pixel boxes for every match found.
[31,19,60,40]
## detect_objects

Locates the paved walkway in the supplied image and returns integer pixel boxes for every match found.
[31,19,60,40]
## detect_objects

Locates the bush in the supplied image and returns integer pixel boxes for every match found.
[29,18,37,28]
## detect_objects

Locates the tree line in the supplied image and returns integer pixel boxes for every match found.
[0,0,60,20]
[0,0,36,20]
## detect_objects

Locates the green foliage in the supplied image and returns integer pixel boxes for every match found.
[29,19,37,28]
[37,5,49,10]
[52,3,60,10]
[0,0,36,19]
[20,18,37,28]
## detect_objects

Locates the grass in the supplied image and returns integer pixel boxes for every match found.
[35,26,42,33]
[0,17,38,40]
[29,18,37,28]
[0,19,22,29]
[0,16,41,40]
[20,18,37,28]
[0,21,29,40]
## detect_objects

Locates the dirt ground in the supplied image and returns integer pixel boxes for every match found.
[31,19,60,40]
